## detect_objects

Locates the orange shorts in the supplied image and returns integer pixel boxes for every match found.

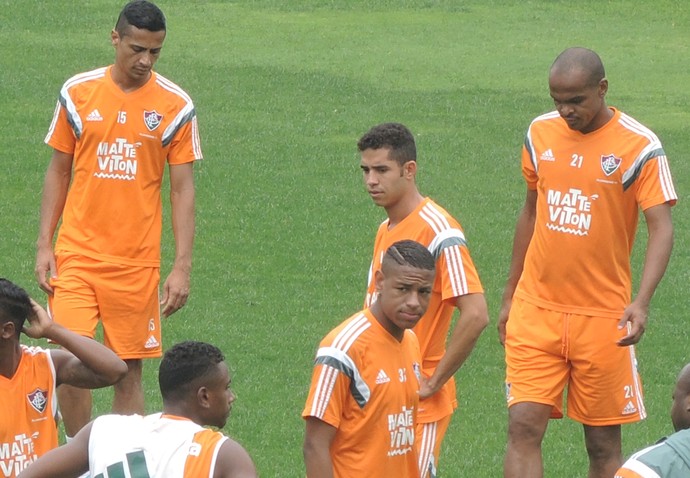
[416,414,451,478]
[48,252,162,359]
[504,297,645,426]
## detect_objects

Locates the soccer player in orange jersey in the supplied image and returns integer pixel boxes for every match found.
[20,341,257,478]
[615,363,690,478]
[499,48,676,478]
[358,123,489,477]
[35,1,200,439]
[303,240,434,477]
[0,278,126,477]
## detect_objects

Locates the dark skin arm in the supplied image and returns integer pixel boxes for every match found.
[420,292,488,398]
[35,149,73,295]
[24,300,128,387]
[213,438,258,478]
[616,203,673,346]
[303,417,337,478]
[161,162,195,317]
[19,422,92,477]
[497,189,537,346]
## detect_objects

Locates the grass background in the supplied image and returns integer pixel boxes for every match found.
[1,0,688,476]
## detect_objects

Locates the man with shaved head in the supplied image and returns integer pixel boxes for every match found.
[498,47,677,477]
[615,363,690,477]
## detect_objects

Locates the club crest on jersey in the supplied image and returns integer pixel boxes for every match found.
[600,154,622,176]
[143,110,163,131]
[27,388,48,414]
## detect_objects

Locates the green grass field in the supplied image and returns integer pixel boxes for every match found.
[1,1,689,476]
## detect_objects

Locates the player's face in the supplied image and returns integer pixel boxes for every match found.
[111,25,165,87]
[549,69,608,134]
[360,148,414,209]
[374,263,434,340]
[205,361,236,429]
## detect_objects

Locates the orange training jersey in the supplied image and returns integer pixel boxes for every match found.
[88,413,227,477]
[45,66,202,267]
[364,197,484,422]
[0,346,58,478]
[516,107,676,317]
[302,309,422,478]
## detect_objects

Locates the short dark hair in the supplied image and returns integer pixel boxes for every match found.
[551,47,605,87]
[159,341,225,401]
[0,279,32,338]
[357,123,417,166]
[115,0,166,36]
[383,240,435,272]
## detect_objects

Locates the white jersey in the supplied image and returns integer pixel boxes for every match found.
[89,413,227,478]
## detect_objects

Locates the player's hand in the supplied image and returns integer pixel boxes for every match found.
[419,375,438,400]
[22,299,53,339]
[160,267,190,318]
[616,301,648,346]
[497,300,511,347]
[35,245,57,295]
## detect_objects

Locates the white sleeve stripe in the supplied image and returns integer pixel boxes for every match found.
[619,113,661,144]
[44,100,63,144]
[445,244,468,296]
[332,314,369,351]
[311,363,339,417]
[657,156,677,201]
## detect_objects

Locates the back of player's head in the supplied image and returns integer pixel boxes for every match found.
[551,47,605,87]
[0,279,32,339]
[357,123,417,166]
[159,341,225,402]
[116,0,166,36]
[672,363,690,431]
[382,240,435,273]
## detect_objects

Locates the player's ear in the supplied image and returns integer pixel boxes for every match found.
[197,386,211,408]
[374,269,384,293]
[111,29,120,47]
[1,321,15,340]
[404,160,417,179]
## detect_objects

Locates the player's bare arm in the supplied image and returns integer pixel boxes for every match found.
[23,300,127,388]
[19,422,92,477]
[421,292,488,399]
[304,417,337,478]
[35,149,73,295]
[617,202,673,346]
[214,439,258,478]
[162,162,195,317]
[498,188,537,345]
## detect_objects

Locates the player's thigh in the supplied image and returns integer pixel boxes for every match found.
[97,265,161,359]
[416,415,451,478]
[567,315,644,425]
[505,298,569,415]
[49,253,100,338]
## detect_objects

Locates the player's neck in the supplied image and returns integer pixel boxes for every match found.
[110,66,151,93]
[0,342,21,379]
[386,191,424,229]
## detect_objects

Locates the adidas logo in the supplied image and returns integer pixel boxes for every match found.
[144,336,160,349]
[540,148,555,162]
[86,109,103,122]
[622,401,637,415]
[375,369,390,384]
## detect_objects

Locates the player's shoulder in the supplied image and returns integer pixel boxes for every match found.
[614,109,661,145]
[321,311,373,349]
[61,67,109,92]
[527,110,562,132]
[152,71,195,105]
